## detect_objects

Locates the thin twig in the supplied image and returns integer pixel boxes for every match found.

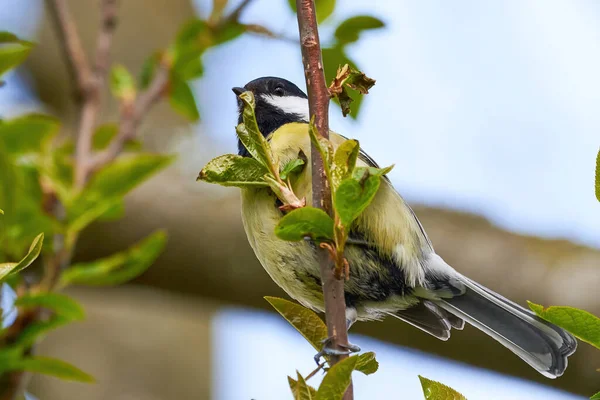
[88,64,170,174]
[46,0,92,97]
[305,361,326,381]
[73,0,119,187]
[221,0,253,26]
[244,24,298,44]
[295,0,353,399]
[94,0,118,80]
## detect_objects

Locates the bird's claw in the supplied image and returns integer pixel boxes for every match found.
[313,336,361,364]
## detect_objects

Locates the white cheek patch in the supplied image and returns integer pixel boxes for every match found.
[262,94,310,121]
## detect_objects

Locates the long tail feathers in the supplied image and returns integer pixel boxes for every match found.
[436,276,576,378]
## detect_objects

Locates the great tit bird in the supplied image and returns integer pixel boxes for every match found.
[232,77,576,378]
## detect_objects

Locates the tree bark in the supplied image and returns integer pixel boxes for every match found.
[295,0,353,398]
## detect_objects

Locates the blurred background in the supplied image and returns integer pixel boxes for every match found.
[2,0,600,398]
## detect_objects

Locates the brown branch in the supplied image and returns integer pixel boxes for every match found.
[295,0,353,399]
[72,0,119,187]
[46,0,92,97]
[94,0,118,78]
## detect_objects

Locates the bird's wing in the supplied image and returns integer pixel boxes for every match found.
[343,135,434,252]
[386,300,464,340]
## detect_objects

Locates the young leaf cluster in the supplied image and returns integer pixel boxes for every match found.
[275,119,393,279]
[197,91,306,210]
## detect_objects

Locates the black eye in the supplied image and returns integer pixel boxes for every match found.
[274,86,285,96]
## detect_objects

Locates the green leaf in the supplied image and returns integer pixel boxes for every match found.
[169,73,200,121]
[109,64,136,101]
[590,391,600,400]
[332,139,359,187]
[275,207,334,242]
[418,375,467,400]
[596,150,600,201]
[175,19,208,48]
[236,91,273,168]
[287,0,336,23]
[175,56,204,81]
[60,230,167,286]
[67,154,174,233]
[197,154,269,187]
[355,351,378,375]
[334,166,392,228]
[13,317,70,348]
[0,32,21,43]
[0,33,34,76]
[334,16,385,45]
[16,293,84,321]
[92,123,118,150]
[67,199,121,235]
[139,52,160,89]
[96,200,125,222]
[0,346,24,372]
[214,22,246,46]
[280,158,306,181]
[264,296,327,352]
[0,114,59,154]
[0,233,43,281]
[172,20,207,75]
[92,123,141,151]
[289,371,317,400]
[13,356,94,383]
[315,355,357,400]
[528,301,600,349]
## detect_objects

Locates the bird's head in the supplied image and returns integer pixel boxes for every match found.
[232,77,308,156]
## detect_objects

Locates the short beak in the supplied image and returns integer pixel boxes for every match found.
[232,87,245,96]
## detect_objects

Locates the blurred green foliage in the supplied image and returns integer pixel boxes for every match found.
[595,148,599,202]
[0,28,177,390]
[0,32,33,79]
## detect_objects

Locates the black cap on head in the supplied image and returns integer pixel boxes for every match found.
[239,77,307,99]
